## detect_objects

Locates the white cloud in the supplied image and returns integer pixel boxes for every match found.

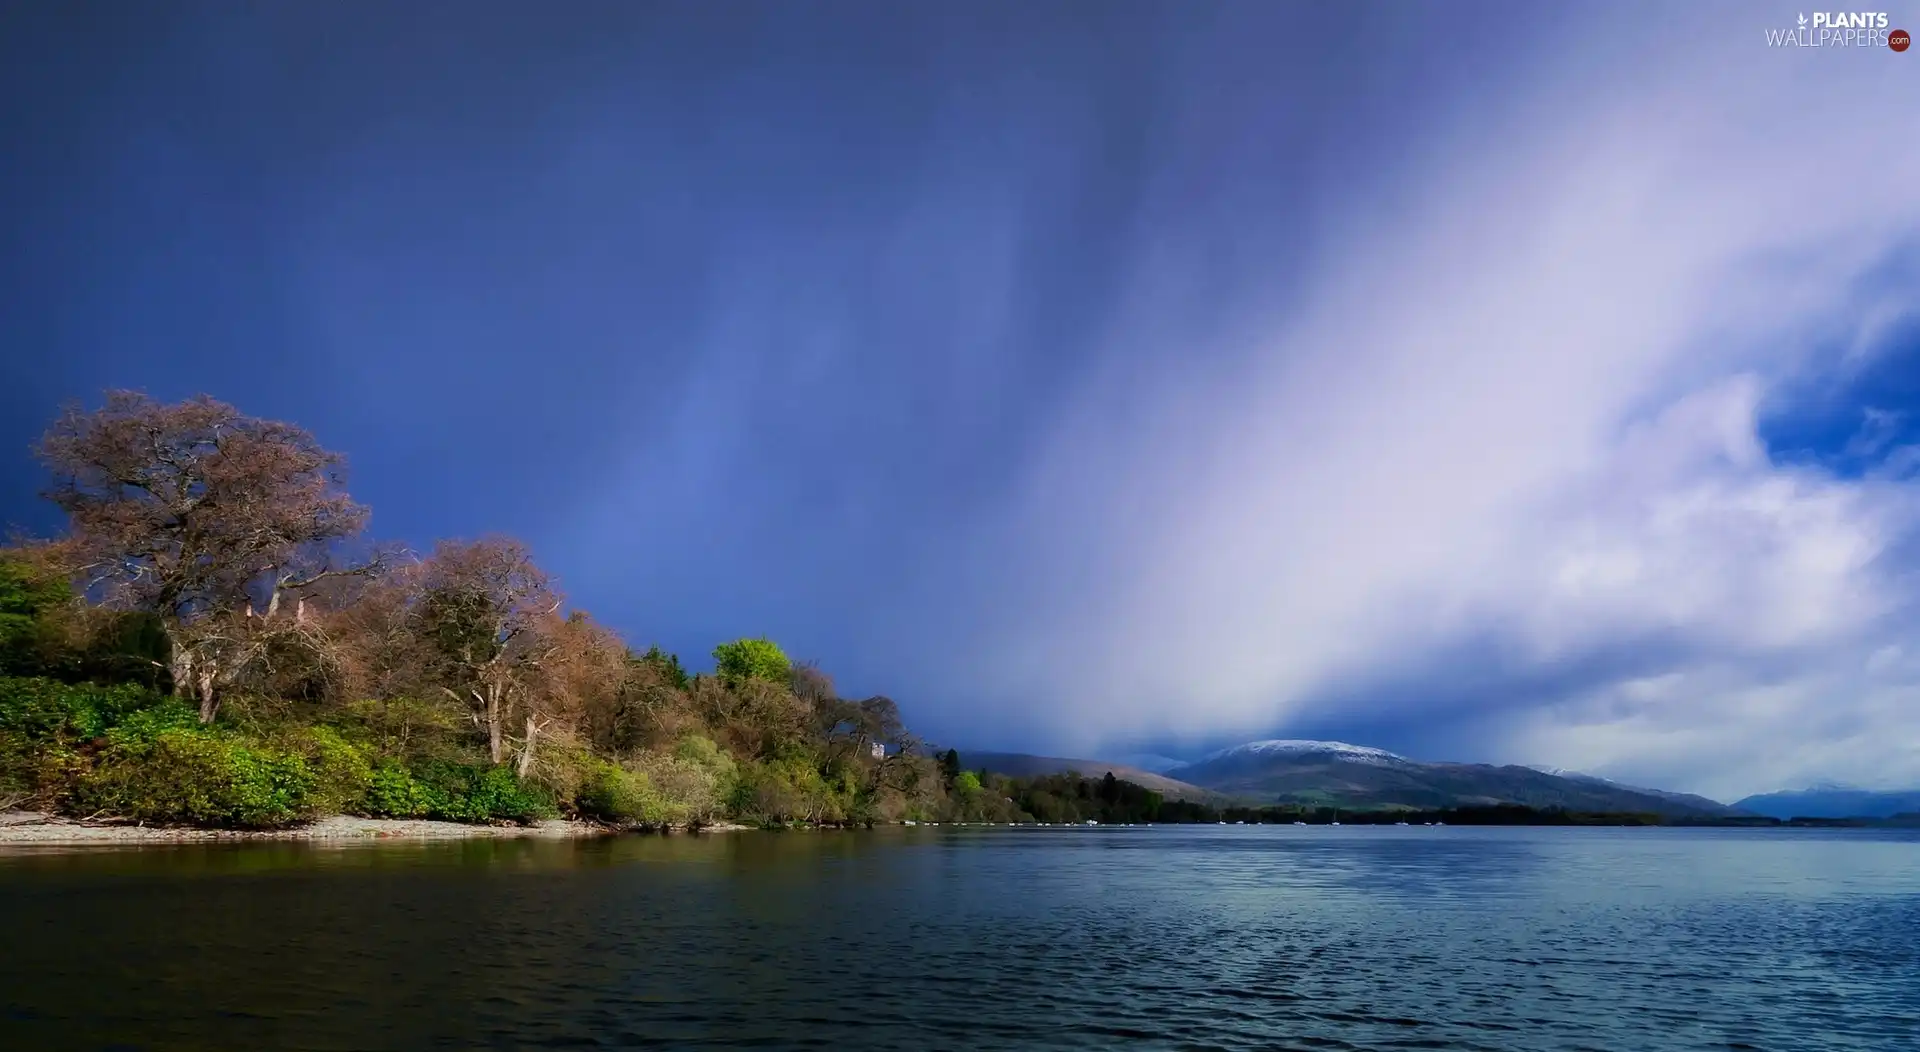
[956,13,1920,797]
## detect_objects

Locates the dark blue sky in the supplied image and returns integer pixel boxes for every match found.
[3,2,1917,797]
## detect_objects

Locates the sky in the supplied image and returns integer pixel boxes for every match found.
[2,2,1917,801]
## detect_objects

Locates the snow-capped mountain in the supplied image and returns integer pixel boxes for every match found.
[1525,766,1733,814]
[1164,739,1735,817]
[1194,739,1408,766]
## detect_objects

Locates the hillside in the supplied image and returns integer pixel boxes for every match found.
[958,752,1221,803]
[1732,786,1920,819]
[1163,740,1735,818]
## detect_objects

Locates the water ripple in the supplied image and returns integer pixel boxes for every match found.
[0,827,1916,1050]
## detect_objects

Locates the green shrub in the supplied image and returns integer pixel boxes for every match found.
[362,760,435,818]
[80,728,315,828]
[675,735,737,789]
[730,754,849,825]
[574,759,666,825]
[293,726,373,814]
[99,699,202,742]
[0,676,178,742]
[0,728,41,804]
[461,765,555,823]
[401,760,556,824]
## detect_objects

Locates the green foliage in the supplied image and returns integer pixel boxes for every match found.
[406,760,556,824]
[340,696,461,755]
[80,728,316,828]
[712,637,790,686]
[0,559,65,639]
[624,736,737,826]
[291,726,373,814]
[363,760,437,818]
[0,556,71,676]
[80,611,172,690]
[1005,771,1164,825]
[637,645,690,691]
[954,770,983,795]
[729,751,860,826]
[573,759,667,825]
[360,760,555,823]
[0,676,179,742]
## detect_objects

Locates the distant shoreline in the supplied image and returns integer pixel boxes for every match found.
[5,809,1912,848]
[0,811,753,846]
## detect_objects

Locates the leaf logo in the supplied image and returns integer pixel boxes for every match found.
[1797,12,1808,25]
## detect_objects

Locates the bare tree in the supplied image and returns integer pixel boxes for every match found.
[521,611,627,776]
[414,537,561,765]
[36,391,382,721]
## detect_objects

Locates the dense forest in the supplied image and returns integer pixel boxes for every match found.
[0,392,999,829]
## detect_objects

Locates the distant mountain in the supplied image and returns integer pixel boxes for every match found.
[1164,739,1736,818]
[1112,753,1188,774]
[1732,785,1920,820]
[958,752,1220,802]
[1527,766,1738,817]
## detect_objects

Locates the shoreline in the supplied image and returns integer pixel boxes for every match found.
[0,811,752,845]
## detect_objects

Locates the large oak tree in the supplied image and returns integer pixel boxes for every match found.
[36,391,380,721]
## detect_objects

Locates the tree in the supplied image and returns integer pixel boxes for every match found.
[712,637,790,686]
[789,659,835,706]
[415,537,559,765]
[940,748,961,784]
[526,610,627,777]
[35,391,381,721]
[636,645,689,690]
[0,543,78,676]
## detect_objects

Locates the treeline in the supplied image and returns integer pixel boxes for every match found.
[922,769,1814,828]
[0,391,970,829]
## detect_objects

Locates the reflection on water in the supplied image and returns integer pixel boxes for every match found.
[2,826,1916,1050]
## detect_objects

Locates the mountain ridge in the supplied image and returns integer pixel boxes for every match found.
[965,739,1738,818]
[1732,786,1920,819]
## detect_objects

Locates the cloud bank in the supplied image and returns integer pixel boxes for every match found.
[935,13,1920,799]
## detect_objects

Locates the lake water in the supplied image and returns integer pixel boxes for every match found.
[1,826,1916,1051]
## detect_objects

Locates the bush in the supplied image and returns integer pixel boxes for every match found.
[630,752,716,826]
[293,726,373,814]
[80,728,315,828]
[0,676,179,742]
[363,760,435,818]
[458,765,556,823]
[574,759,666,825]
[394,760,557,824]
[730,753,852,826]
[0,676,196,810]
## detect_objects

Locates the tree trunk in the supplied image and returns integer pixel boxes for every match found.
[486,684,504,765]
[517,714,540,778]
[170,649,195,702]
[196,668,219,724]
